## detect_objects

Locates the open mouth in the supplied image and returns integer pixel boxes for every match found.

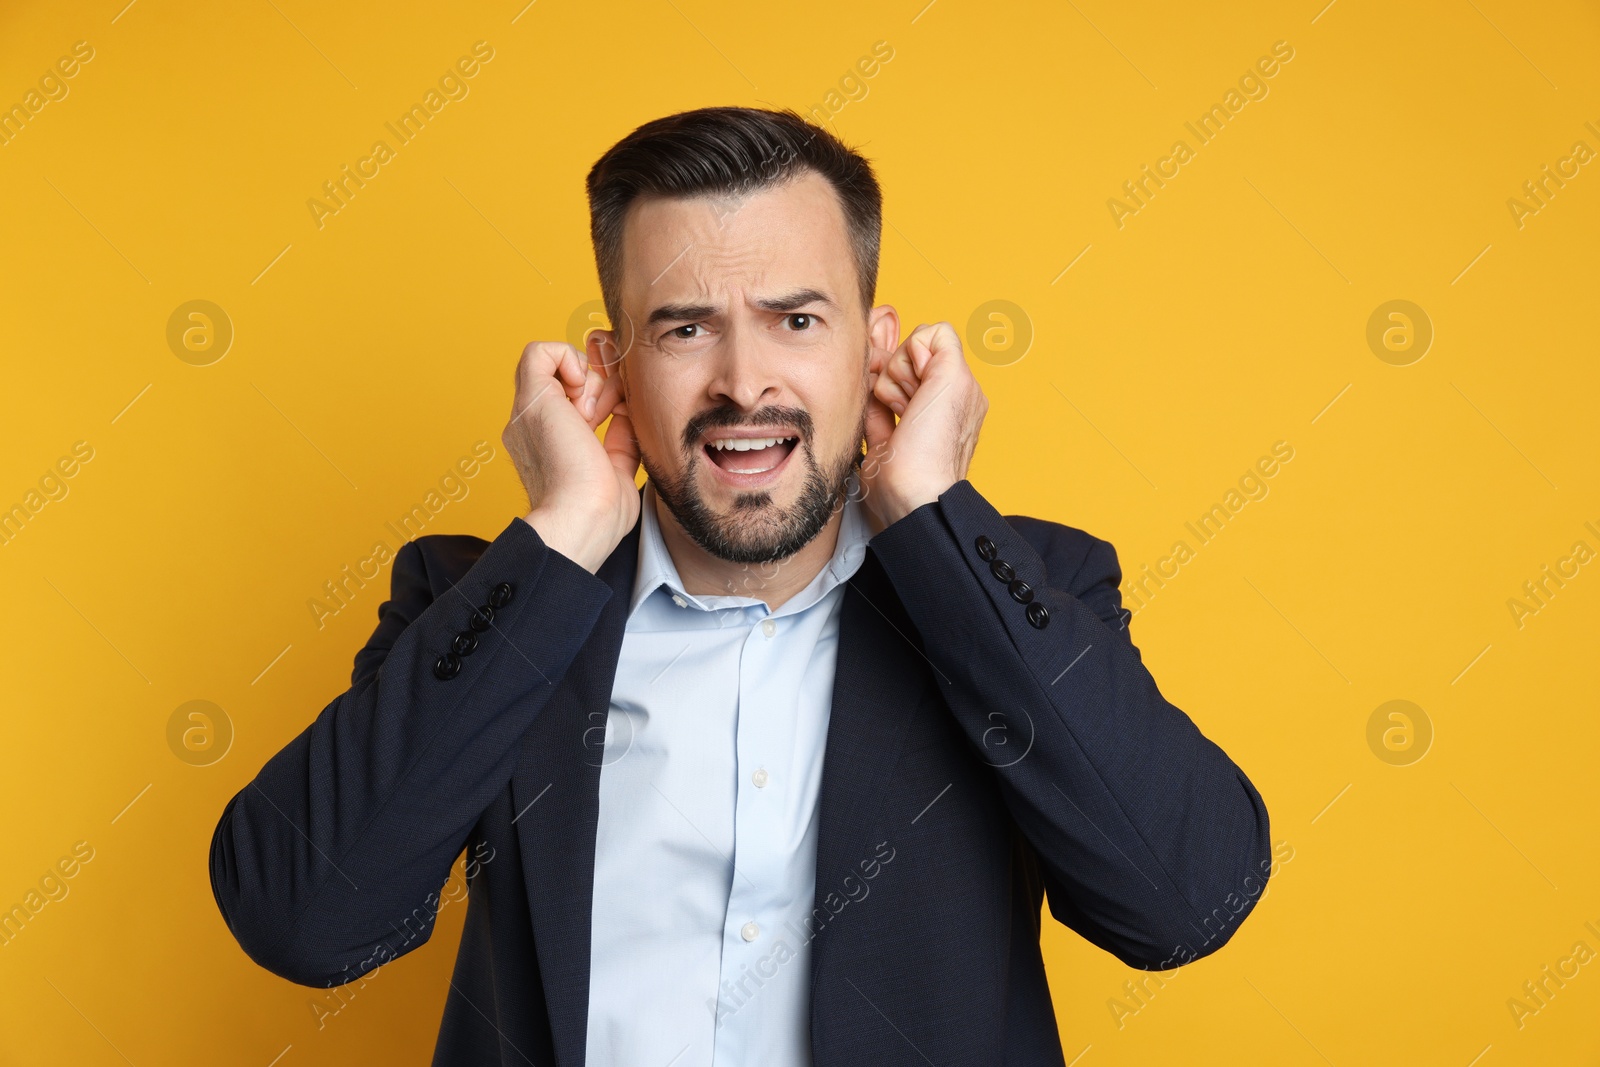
[702,434,800,476]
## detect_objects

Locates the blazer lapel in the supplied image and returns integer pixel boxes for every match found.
[510,487,643,1067]
[809,545,933,978]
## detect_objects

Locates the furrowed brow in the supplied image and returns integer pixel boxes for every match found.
[644,288,837,328]
[754,288,837,313]
[645,302,720,328]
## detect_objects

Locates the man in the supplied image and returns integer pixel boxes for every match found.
[210,106,1272,1066]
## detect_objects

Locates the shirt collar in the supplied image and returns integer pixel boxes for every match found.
[628,470,871,620]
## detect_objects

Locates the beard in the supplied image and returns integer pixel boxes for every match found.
[640,401,866,565]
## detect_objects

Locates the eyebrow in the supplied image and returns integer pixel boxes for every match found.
[644,287,838,328]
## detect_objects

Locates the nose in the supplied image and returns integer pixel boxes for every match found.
[705,325,780,412]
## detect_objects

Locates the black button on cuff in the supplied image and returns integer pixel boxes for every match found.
[452,631,478,657]
[434,652,462,680]
[989,559,1015,583]
[489,582,515,608]
[1025,602,1050,629]
[468,606,494,632]
[975,535,997,561]
[1008,578,1034,604]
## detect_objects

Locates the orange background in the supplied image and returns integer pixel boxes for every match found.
[1,0,1597,1063]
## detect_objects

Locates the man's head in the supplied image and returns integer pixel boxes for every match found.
[584,107,899,565]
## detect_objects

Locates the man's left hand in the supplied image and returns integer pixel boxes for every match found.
[860,321,989,537]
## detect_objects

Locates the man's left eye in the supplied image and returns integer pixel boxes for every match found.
[785,314,814,330]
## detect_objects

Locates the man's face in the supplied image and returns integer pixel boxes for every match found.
[592,168,897,564]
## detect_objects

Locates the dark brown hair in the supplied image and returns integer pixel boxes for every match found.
[585,106,883,340]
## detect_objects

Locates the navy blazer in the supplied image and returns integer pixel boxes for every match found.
[210,478,1272,1066]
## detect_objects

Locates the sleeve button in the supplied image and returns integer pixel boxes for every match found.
[974,535,997,561]
[990,559,1015,583]
[452,631,478,656]
[434,652,462,680]
[1026,602,1050,629]
[489,582,515,608]
[468,606,494,632]
[1008,578,1034,604]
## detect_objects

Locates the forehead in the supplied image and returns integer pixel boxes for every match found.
[618,168,856,313]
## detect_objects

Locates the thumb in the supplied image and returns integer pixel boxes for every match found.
[602,403,641,481]
[863,390,896,464]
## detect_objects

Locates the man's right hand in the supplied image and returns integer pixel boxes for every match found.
[502,341,640,574]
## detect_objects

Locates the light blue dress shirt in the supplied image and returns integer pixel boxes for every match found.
[584,473,871,1067]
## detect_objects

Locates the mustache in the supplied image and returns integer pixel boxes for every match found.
[680,404,814,451]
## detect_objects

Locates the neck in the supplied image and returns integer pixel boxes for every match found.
[653,490,844,612]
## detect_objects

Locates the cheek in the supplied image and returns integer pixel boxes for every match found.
[631,374,702,461]
[809,386,868,455]
[811,347,868,404]
[641,410,681,459]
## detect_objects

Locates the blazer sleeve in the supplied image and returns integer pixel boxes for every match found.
[868,479,1273,970]
[209,516,613,987]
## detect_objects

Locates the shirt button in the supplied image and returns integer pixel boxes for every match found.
[671,594,688,608]
[741,921,760,942]
[761,619,776,638]
[752,768,769,788]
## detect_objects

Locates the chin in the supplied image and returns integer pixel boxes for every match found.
[643,441,854,566]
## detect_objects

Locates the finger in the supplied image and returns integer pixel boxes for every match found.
[513,348,575,426]
[874,369,911,415]
[555,343,587,389]
[912,322,962,380]
[564,365,595,407]
[905,331,935,379]
[863,390,897,454]
[886,347,920,397]
[867,344,892,377]
[571,363,603,409]
[523,341,587,392]
[895,324,936,377]
[587,368,625,427]
[601,403,641,479]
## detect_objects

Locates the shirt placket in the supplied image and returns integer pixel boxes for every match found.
[712,601,784,1060]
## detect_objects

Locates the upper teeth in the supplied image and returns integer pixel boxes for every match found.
[709,436,795,451]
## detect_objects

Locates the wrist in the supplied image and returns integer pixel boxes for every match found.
[522,505,610,574]
[873,482,947,530]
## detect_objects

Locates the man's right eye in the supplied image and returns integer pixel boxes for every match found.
[669,324,703,340]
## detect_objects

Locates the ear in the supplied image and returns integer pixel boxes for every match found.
[867,304,900,359]
[585,328,626,397]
